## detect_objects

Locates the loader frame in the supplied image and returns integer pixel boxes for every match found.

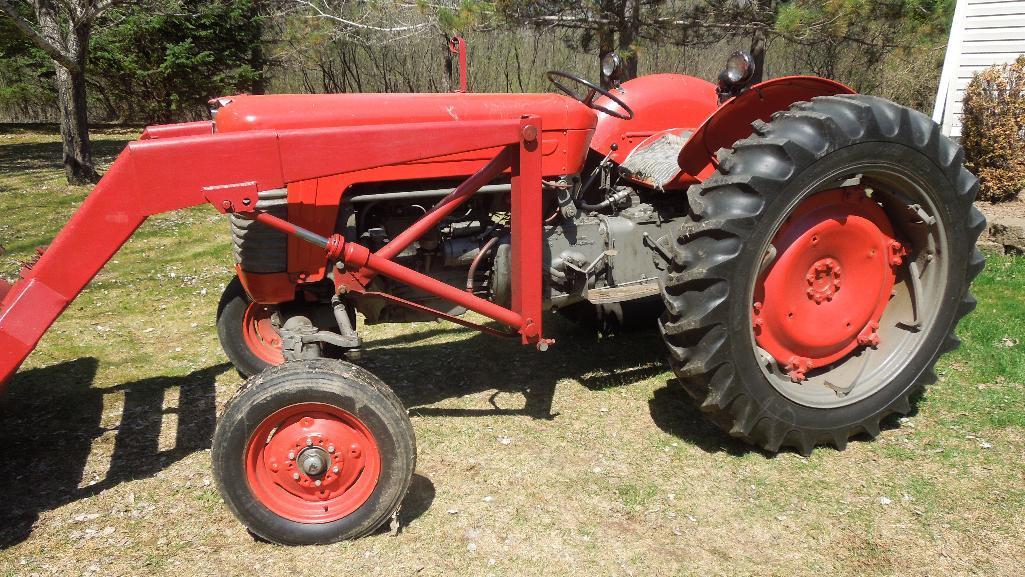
[0,115,548,392]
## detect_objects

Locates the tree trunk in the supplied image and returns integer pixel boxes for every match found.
[618,0,640,82]
[597,19,616,89]
[749,25,768,85]
[41,8,97,185]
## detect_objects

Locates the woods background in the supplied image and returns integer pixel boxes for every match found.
[1,0,955,125]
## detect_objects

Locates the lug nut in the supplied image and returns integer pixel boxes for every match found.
[328,445,335,454]
[332,466,340,474]
[306,438,313,446]
[293,473,300,481]
[315,480,322,487]
[288,451,295,460]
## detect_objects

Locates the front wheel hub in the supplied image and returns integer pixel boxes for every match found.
[245,403,380,523]
[753,189,902,382]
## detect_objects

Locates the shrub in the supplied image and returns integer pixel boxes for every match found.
[961,55,1025,203]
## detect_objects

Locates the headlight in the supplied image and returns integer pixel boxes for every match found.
[601,52,625,85]
[721,51,756,86]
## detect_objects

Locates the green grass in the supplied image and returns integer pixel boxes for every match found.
[0,127,1022,576]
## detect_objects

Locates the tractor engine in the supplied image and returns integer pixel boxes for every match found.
[327,165,689,330]
[344,180,506,324]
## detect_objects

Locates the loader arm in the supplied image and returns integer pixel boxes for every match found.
[0,117,545,392]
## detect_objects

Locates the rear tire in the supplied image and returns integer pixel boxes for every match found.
[212,359,416,545]
[659,95,985,454]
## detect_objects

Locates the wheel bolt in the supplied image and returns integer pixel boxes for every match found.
[315,480,322,487]
[332,466,340,474]
[328,445,335,453]
[288,451,295,460]
[292,473,300,481]
[306,438,313,446]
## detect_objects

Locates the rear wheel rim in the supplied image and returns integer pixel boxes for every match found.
[750,165,949,408]
[245,402,381,523]
[242,302,285,365]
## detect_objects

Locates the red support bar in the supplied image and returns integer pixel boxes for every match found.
[448,36,468,93]
[511,117,545,345]
[342,243,523,328]
[375,147,512,262]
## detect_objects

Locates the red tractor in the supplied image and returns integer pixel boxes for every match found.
[0,51,984,545]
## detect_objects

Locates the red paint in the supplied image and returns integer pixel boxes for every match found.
[448,36,468,92]
[252,211,302,238]
[242,302,284,365]
[245,402,380,523]
[215,93,595,134]
[236,268,297,304]
[590,74,719,160]
[752,189,899,382]
[676,76,855,183]
[139,121,213,140]
[510,118,545,345]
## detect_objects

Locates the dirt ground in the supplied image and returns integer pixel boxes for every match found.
[0,128,1023,577]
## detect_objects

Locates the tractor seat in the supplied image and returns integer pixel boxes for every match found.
[619,129,693,190]
[215,93,599,134]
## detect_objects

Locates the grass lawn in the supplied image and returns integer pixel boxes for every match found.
[0,126,1022,576]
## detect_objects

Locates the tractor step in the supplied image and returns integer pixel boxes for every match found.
[587,280,661,304]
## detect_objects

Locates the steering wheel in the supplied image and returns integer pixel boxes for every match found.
[546,70,635,120]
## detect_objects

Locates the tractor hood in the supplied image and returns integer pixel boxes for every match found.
[214,92,598,134]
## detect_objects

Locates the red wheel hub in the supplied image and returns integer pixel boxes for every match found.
[242,302,284,365]
[753,189,903,382]
[245,403,381,523]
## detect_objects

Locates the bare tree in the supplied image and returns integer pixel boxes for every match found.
[0,0,127,183]
[507,1,670,87]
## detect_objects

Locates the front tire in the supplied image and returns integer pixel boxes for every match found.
[212,359,416,545]
[216,276,284,377]
[660,95,986,454]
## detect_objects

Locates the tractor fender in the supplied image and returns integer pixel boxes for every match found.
[590,74,719,160]
[674,76,855,184]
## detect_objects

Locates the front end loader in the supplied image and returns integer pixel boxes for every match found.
[0,51,985,545]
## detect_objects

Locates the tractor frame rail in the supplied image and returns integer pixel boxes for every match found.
[0,116,546,393]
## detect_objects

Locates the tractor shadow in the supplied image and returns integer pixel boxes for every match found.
[0,356,438,549]
[359,313,758,456]
[0,358,227,549]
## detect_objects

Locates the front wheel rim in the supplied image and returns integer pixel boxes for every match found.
[241,302,285,365]
[750,166,949,408]
[245,402,381,523]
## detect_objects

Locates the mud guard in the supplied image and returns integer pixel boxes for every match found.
[673,76,856,185]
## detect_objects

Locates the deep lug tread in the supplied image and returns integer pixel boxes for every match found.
[660,94,984,454]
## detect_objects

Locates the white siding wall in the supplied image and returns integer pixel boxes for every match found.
[933,0,1025,137]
